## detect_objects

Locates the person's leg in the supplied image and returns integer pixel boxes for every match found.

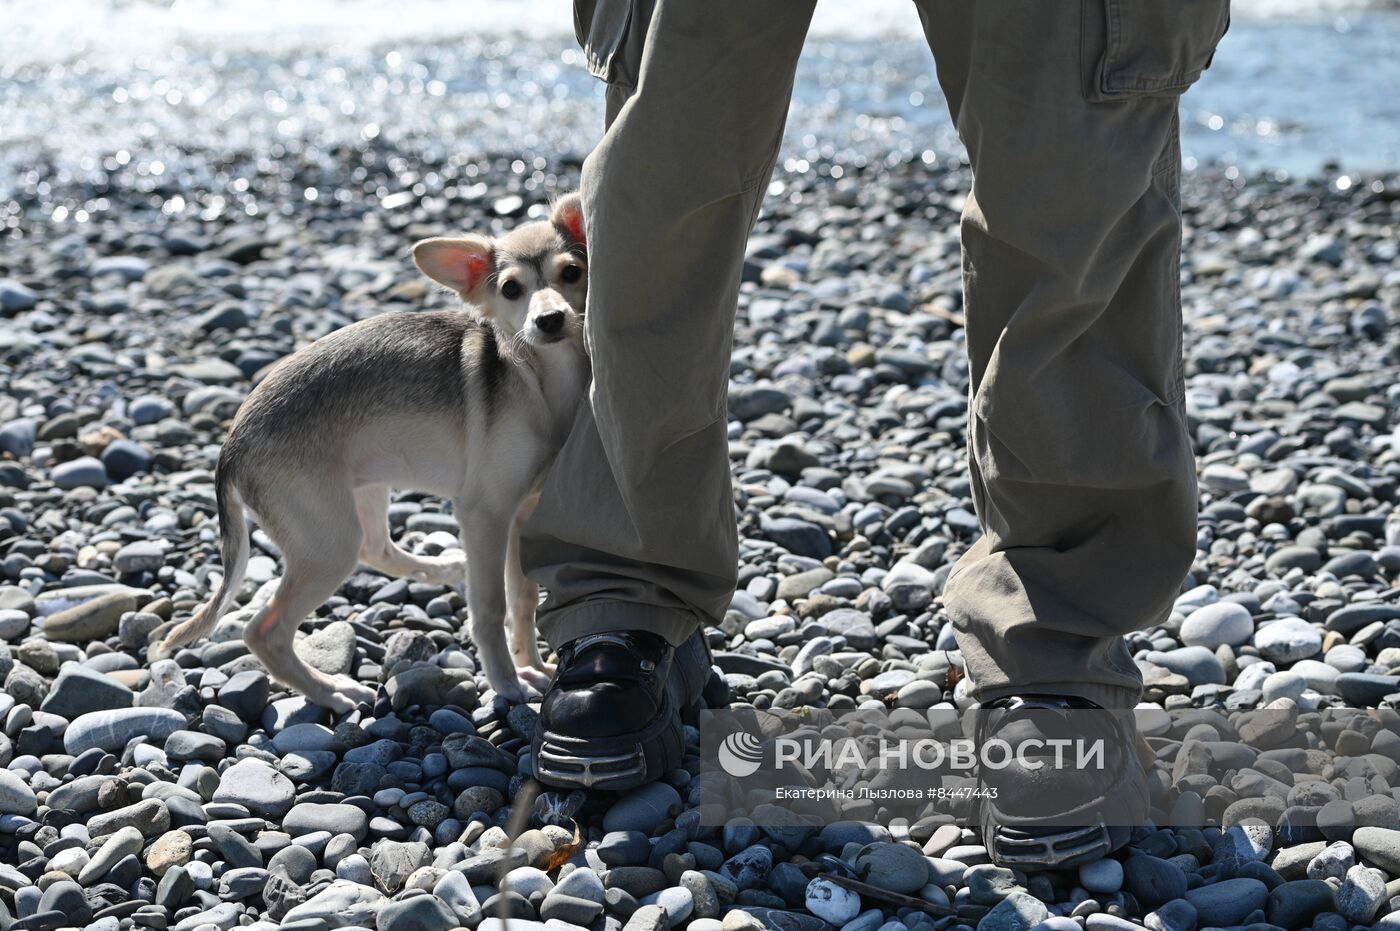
[524,0,817,648]
[912,0,1221,710]
[911,0,1224,867]
[524,0,817,789]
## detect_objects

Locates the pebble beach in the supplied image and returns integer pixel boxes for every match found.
[3,3,1400,931]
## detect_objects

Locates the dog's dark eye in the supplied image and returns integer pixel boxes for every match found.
[560,264,582,284]
[500,280,523,300]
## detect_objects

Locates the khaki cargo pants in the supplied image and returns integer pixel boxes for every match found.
[522,0,1227,709]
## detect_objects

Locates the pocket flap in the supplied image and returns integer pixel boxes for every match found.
[1093,0,1230,99]
[574,0,635,84]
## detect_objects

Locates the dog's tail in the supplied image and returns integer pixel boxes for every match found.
[158,463,249,654]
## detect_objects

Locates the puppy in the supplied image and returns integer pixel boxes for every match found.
[160,195,590,711]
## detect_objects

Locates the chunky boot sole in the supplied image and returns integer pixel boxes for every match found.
[532,630,711,792]
[534,690,685,790]
[984,822,1133,870]
[980,749,1147,869]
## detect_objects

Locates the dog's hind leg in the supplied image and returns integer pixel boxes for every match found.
[504,512,553,690]
[248,493,377,714]
[354,485,466,585]
[456,496,530,704]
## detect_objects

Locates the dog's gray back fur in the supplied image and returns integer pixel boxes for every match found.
[219,310,539,511]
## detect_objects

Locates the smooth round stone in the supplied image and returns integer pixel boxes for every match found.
[79,826,144,884]
[211,758,296,819]
[1336,673,1400,706]
[52,456,108,490]
[1353,827,1400,873]
[1124,855,1187,908]
[1317,801,1356,843]
[1234,661,1276,693]
[1224,821,1273,861]
[869,670,916,692]
[284,803,369,842]
[598,831,650,867]
[894,680,943,709]
[553,865,606,904]
[1145,899,1198,931]
[0,279,37,312]
[1262,671,1307,703]
[503,866,554,899]
[185,859,214,889]
[853,843,930,895]
[1033,919,1082,931]
[282,880,386,927]
[1254,617,1323,663]
[272,723,338,755]
[0,769,37,816]
[282,750,336,782]
[1324,644,1368,673]
[1308,840,1355,881]
[433,869,481,924]
[63,707,186,754]
[1335,864,1386,922]
[376,893,460,931]
[145,830,193,875]
[1201,463,1249,493]
[1144,647,1226,686]
[602,782,682,835]
[1266,546,1323,574]
[1078,857,1124,894]
[1185,877,1269,926]
[540,893,605,925]
[979,892,1049,931]
[745,616,796,641]
[335,854,372,884]
[1180,602,1254,649]
[129,395,174,425]
[42,590,136,643]
[294,621,358,676]
[1293,659,1342,693]
[163,730,226,762]
[641,886,694,924]
[38,880,90,925]
[1267,880,1336,929]
[965,864,1019,905]
[718,845,773,892]
[806,878,861,925]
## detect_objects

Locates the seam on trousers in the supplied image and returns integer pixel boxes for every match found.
[1152,109,1180,179]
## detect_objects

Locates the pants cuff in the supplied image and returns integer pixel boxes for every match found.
[538,599,702,652]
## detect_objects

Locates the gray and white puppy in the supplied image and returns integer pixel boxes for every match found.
[160,195,590,711]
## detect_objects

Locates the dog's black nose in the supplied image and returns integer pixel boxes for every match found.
[535,310,566,335]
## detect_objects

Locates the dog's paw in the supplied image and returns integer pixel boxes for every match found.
[488,675,532,705]
[308,677,377,715]
[517,665,554,693]
[335,676,379,708]
[307,687,358,715]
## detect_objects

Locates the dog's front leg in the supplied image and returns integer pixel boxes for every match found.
[504,509,552,690]
[456,497,530,704]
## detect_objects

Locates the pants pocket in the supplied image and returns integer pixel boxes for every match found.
[574,0,651,89]
[1083,0,1230,101]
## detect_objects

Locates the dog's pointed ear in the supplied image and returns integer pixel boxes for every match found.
[412,235,495,293]
[551,193,586,250]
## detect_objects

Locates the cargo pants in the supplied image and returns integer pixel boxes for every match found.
[521,0,1226,710]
